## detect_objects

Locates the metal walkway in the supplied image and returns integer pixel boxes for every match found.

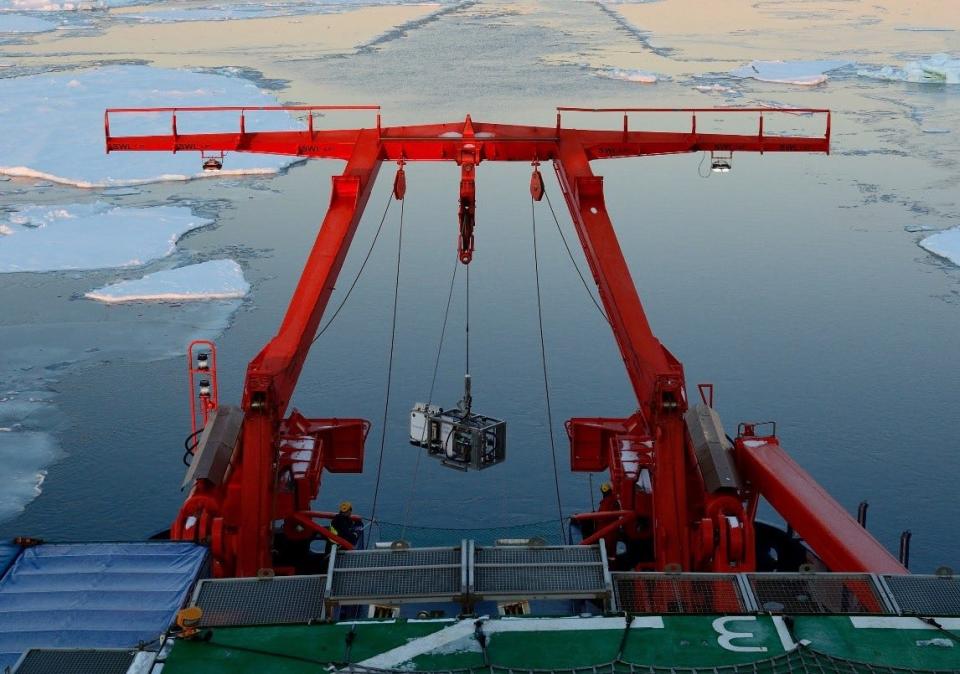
[184,543,960,627]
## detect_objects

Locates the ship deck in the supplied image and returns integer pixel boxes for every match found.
[3,540,960,673]
[161,614,960,673]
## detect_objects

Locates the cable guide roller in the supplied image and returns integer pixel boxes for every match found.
[409,375,506,471]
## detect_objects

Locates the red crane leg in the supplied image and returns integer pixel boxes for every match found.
[736,436,907,574]
[554,141,689,570]
[236,132,382,576]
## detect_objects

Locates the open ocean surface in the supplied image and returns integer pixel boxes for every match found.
[0,0,958,572]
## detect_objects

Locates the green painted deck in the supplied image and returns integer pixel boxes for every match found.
[162,615,960,673]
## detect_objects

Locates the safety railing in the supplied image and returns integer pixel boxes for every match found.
[880,573,960,616]
[185,545,960,623]
[747,572,894,615]
[555,106,831,143]
[104,104,382,144]
[190,574,327,626]
[613,572,751,615]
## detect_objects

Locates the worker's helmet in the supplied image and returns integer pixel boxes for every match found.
[600,482,612,494]
[339,501,352,513]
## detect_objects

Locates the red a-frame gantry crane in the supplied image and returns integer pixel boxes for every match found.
[104,106,907,578]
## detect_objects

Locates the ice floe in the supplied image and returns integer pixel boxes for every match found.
[0,12,55,31]
[857,53,960,85]
[86,259,249,303]
[693,83,740,96]
[0,202,211,272]
[597,67,659,83]
[0,428,56,523]
[919,227,960,267]
[124,1,455,24]
[0,65,301,187]
[730,60,850,86]
[0,1,143,9]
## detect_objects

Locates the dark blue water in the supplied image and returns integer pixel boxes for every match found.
[2,0,958,572]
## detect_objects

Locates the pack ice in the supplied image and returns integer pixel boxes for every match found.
[0,65,300,187]
[85,259,250,303]
[124,0,456,24]
[597,67,659,83]
[0,202,211,272]
[858,54,960,84]
[920,227,960,267]
[730,60,850,85]
[0,1,145,10]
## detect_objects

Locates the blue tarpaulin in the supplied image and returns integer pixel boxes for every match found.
[0,543,19,580]
[0,542,207,671]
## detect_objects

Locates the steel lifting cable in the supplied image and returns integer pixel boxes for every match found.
[531,194,567,545]
[368,193,405,538]
[312,190,395,343]
[548,182,601,515]
[399,257,460,541]
[542,188,609,325]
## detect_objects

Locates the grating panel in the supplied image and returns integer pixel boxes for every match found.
[613,573,747,614]
[748,573,890,614]
[335,548,461,569]
[473,545,607,597]
[884,575,960,616]
[13,649,138,674]
[194,575,326,626]
[331,567,461,599]
[475,546,600,565]
[475,565,605,594]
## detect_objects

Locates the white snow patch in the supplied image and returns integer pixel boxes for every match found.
[0,12,55,32]
[858,54,960,84]
[694,84,739,95]
[0,65,300,187]
[730,60,850,85]
[597,67,659,83]
[919,226,960,266]
[0,202,211,272]
[85,259,249,303]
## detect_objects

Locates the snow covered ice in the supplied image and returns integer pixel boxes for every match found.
[123,0,456,24]
[919,227,960,267]
[730,60,850,86]
[858,53,960,85]
[0,202,211,272]
[0,65,301,187]
[597,67,659,83]
[86,259,250,303]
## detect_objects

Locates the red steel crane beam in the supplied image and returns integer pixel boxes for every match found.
[735,434,907,574]
[554,140,688,569]
[101,107,901,578]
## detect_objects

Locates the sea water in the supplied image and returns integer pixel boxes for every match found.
[1,0,958,572]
